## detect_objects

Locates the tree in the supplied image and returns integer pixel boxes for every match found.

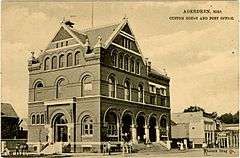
[233,111,239,124]
[183,106,205,113]
[219,111,239,124]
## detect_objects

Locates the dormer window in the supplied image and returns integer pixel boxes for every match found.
[66,41,68,46]
[61,42,64,47]
[56,43,59,48]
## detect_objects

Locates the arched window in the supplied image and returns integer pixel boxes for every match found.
[34,81,44,101]
[36,114,40,124]
[111,51,117,67]
[41,114,44,124]
[130,58,135,73]
[108,76,116,98]
[32,115,36,124]
[44,57,50,70]
[118,54,123,69]
[82,75,92,97]
[82,116,93,135]
[67,53,73,67]
[59,54,64,68]
[138,84,144,103]
[52,56,57,69]
[75,51,81,65]
[56,78,65,98]
[124,80,131,100]
[124,55,129,71]
[136,60,140,74]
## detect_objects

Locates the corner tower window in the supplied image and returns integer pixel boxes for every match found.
[34,81,44,101]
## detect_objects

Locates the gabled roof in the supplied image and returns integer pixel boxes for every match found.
[1,103,18,118]
[70,22,120,49]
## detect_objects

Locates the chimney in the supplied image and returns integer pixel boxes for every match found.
[64,20,74,28]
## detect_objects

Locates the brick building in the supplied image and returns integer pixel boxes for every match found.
[27,18,171,152]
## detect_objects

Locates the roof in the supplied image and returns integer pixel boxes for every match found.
[222,123,239,131]
[69,22,120,49]
[1,103,18,118]
[149,68,169,79]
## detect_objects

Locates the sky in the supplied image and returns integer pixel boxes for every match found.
[1,1,239,118]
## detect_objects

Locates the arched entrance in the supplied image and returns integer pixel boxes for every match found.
[149,116,157,142]
[105,111,118,141]
[160,115,168,141]
[53,114,68,142]
[136,114,145,143]
[122,113,132,142]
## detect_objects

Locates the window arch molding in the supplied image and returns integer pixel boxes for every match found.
[32,79,45,89]
[54,76,69,86]
[81,115,94,136]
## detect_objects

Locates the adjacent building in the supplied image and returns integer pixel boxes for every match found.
[171,111,217,148]
[27,18,171,152]
[216,123,239,148]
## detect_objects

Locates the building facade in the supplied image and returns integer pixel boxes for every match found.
[172,111,217,148]
[27,18,171,152]
[216,123,239,148]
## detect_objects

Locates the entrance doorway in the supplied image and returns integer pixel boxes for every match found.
[54,114,68,142]
[122,113,132,142]
[149,116,157,142]
[136,115,145,143]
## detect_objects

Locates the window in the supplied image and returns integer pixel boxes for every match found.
[130,58,135,73]
[136,61,140,74]
[56,43,59,48]
[32,115,36,124]
[124,80,131,100]
[34,81,43,101]
[75,51,81,65]
[111,52,117,67]
[108,76,116,98]
[44,57,50,70]
[124,55,129,71]
[82,75,92,96]
[138,84,144,103]
[66,41,68,46]
[36,114,40,124]
[61,42,64,47]
[118,54,123,69]
[82,116,93,135]
[149,85,155,93]
[56,78,65,98]
[150,95,156,104]
[108,124,117,135]
[52,56,57,69]
[123,38,131,49]
[67,53,73,67]
[41,114,44,124]
[59,54,64,68]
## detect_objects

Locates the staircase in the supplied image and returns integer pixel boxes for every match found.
[40,142,62,155]
[132,142,169,153]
